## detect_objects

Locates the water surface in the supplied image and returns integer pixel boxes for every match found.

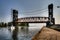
[0,23,45,40]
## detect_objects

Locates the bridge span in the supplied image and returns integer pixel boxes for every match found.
[17,17,49,23]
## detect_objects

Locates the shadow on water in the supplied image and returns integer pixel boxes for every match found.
[12,27,18,40]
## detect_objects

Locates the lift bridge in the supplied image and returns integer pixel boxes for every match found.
[12,4,55,26]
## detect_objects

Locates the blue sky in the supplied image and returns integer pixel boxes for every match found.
[0,0,60,24]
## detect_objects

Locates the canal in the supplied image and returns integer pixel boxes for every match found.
[0,23,45,40]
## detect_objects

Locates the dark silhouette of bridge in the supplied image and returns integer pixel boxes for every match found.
[12,4,55,26]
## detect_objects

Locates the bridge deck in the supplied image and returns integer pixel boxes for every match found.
[17,17,49,23]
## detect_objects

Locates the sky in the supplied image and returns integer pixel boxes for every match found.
[0,0,60,24]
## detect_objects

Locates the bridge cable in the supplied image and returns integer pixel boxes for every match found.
[22,7,48,13]
[23,9,48,15]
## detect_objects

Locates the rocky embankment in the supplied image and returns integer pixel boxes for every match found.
[32,27,60,40]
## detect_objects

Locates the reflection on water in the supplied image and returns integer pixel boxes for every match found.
[12,27,18,40]
[0,26,42,40]
[0,27,12,40]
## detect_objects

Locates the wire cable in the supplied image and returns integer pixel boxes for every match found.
[22,7,48,13]
[23,9,48,15]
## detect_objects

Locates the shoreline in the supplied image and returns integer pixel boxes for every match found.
[32,26,60,40]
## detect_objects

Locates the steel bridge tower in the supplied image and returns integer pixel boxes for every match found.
[12,9,18,26]
[46,4,55,26]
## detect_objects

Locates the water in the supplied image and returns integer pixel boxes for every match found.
[0,23,45,40]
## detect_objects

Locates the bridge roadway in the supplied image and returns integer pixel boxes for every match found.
[17,17,49,23]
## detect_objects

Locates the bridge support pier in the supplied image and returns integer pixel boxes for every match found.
[46,18,55,27]
[19,23,29,29]
[19,23,29,26]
